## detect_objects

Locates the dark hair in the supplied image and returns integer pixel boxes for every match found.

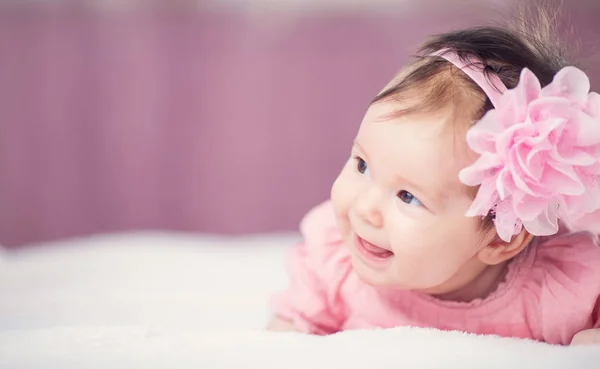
[372,7,573,234]
[373,25,570,117]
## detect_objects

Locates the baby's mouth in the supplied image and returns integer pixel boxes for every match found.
[356,236,394,259]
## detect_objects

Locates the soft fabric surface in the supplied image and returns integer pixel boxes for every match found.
[0,233,599,368]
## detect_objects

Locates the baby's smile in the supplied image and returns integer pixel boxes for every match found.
[353,233,394,264]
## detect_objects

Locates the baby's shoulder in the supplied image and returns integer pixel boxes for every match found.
[299,200,344,248]
[296,200,350,272]
[532,231,600,278]
[525,231,600,306]
[517,232,600,342]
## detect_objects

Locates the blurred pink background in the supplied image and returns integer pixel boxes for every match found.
[1,0,599,247]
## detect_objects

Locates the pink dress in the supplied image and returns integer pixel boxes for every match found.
[270,201,600,345]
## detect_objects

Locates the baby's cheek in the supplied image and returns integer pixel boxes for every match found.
[330,172,350,211]
[392,229,459,279]
[330,174,353,237]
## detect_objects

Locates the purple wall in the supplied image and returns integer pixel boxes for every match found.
[1,2,599,247]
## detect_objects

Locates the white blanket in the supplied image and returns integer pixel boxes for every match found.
[0,232,598,368]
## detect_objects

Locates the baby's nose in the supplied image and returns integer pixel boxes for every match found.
[355,193,384,228]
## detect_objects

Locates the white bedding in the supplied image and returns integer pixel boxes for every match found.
[0,232,599,368]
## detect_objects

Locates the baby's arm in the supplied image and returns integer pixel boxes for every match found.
[267,201,346,334]
[267,239,344,334]
[571,293,600,345]
[571,329,600,345]
[267,316,298,332]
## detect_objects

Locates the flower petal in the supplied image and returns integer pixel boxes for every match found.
[458,153,501,186]
[565,210,600,233]
[584,92,600,117]
[511,168,535,195]
[551,147,596,166]
[496,222,517,243]
[563,177,600,214]
[525,147,549,181]
[466,111,502,154]
[512,193,548,221]
[496,90,527,128]
[541,66,591,102]
[509,143,536,195]
[465,180,497,217]
[523,204,559,236]
[543,163,585,196]
[527,97,572,124]
[493,198,522,242]
[570,109,600,146]
[496,123,526,161]
[515,68,542,107]
[496,168,513,200]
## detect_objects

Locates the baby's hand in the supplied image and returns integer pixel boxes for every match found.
[267,317,299,332]
[571,329,600,345]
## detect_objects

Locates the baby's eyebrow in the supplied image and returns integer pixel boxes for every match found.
[393,173,452,206]
[392,173,430,196]
[353,141,371,160]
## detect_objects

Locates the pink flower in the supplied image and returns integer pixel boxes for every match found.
[459,67,600,242]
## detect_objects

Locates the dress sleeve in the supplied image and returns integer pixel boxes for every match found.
[564,210,600,235]
[270,201,351,334]
[593,296,600,329]
[525,231,600,344]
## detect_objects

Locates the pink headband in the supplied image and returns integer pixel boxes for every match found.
[431,49,507,107]
[431,49,600,242]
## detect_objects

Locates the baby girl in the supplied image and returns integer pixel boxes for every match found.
[268,12,600,346]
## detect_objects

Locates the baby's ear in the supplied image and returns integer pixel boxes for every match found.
[476,230,534,266]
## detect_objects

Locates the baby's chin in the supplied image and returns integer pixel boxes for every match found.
[349,253,413,289]
[348,252,449,292]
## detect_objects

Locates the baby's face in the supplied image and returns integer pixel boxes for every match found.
[331,100,493,293]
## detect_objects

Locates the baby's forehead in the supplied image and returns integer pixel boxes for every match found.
[364,98,473,148]
[359,102,478,199]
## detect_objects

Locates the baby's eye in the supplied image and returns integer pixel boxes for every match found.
[356,157,370,177]
[398,190,423,207]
